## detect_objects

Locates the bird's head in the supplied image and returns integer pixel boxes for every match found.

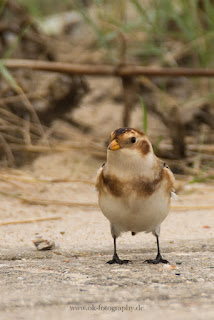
[108,127,152,155]
[106,128,155,176]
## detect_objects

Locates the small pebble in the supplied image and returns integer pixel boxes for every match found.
[32,239,55,251]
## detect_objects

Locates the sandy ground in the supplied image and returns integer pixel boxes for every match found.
[0,145,213,320]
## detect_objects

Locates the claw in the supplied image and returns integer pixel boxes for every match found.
[144,254,169,264]
[107,253,130,265]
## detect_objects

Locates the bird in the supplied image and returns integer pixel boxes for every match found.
[95,127,175,265]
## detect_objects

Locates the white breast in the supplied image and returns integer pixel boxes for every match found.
[99,182,170,235]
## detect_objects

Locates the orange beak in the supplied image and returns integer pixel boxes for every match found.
[108,139,120,151]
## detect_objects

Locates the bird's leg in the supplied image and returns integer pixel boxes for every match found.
[144,235,169,264]
[107,236,130,264]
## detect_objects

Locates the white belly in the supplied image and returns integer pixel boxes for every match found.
[99,187,170,234]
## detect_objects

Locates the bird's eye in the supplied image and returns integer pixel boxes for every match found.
[131,137,136,143]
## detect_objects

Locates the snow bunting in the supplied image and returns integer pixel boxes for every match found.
[96,128,174,264]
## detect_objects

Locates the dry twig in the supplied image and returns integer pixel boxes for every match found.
[0,216,61,226]
[20,197,99,208]
[4,59,214,77]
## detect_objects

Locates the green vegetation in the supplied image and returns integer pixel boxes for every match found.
[74,0,214,67]
[17,0,68,17]
[15,0,214,68]
[189,173,214,183]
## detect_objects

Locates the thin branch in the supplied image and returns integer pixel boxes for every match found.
[0,90,46,105]
[171,205,214,211]
[0,171,94,185]
[4,59,214,77]
[20,197,99,208]
[0,216,61,226]
[0,133,15,165]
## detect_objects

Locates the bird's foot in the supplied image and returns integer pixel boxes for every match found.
[107,253,130,265]
[144,254,169,264]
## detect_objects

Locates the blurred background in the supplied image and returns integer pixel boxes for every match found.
[0,0,214,180]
